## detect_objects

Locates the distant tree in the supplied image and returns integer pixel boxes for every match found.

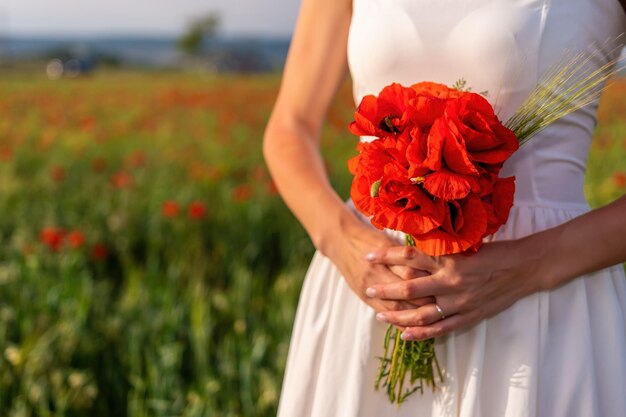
[178,12,220,56]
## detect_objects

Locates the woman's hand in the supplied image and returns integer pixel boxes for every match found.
[364,238,543,341]
[363,195,626,341]
[321,207,436,313]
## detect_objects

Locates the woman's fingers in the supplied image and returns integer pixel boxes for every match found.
[388,264,430,280]
[362,263,428,311]
[366,274,442,300]
[406,296,436,308]
[366,245,438,272]
[376,302,454,327]
[400,313,468,341]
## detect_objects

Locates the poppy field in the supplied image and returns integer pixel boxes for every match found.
[0,71,625,417]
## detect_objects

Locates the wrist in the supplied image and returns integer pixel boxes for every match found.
[314,203,360,256]
[516,230,560,292]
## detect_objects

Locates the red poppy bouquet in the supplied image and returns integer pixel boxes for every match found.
[348,81,519,403]
[347,51,623,402]
[349,82,518,256]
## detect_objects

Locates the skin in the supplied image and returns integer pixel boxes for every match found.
[264,0,626,342]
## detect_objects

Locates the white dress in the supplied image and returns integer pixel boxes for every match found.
[277,1,626,416]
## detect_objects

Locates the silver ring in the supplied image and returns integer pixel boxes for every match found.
[434,303,446,320]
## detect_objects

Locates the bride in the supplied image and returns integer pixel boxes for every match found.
[264,0,626,416]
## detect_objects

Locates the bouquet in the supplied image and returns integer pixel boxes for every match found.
[349,81,517,257]
[347,50,623,404]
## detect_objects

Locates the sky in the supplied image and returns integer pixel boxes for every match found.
[0,0,300,37]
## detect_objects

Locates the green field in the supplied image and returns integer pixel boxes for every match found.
[0,72,624,417]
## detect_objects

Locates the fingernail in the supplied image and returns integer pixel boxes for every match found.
[365,252,376,261]
[401,332,413,341]
[366,287,377,297]
[375,313,388,322]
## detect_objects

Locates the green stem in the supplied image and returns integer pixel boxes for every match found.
[373,234,443,405]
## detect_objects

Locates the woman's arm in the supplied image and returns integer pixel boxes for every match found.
[263,0,352,252]
[363,194,626,340]
[264,0,432,312]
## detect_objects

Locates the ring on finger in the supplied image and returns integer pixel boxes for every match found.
[434,303,446,320]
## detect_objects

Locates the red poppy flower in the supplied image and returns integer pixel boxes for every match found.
[423,168,481,200]
[441,94,519,166]
[482,176,516,235]
[40,227,66,251]
[414,195,488,256]
[67,230,85,249]
[428,115,480,176]
[410,81,465,99]
[349,83,417,137]
[405,95,447,132]
[187,201,207,220]
[110,171,133,188]
[162,200,180,218]
[80,115,97,132]
[351,146,446,236]
[0,147,12,161]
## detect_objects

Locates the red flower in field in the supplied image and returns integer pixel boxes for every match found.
[614,171,626,188]
[162,200,180,218]
[80,115,97,132]
[66,230,85,249]
[91,157,107,173]
[90,244,108,260]
[110,171,133,188]
[50,166,66,183]
[40,227,66,251]
[187,201,207,220]
[232,184,252,203]
[0,147,12,162]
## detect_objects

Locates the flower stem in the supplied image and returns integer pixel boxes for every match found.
[374,234,442,405]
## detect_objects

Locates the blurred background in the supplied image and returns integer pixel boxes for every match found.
[0,0,300,73]
[0,1,624,417]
